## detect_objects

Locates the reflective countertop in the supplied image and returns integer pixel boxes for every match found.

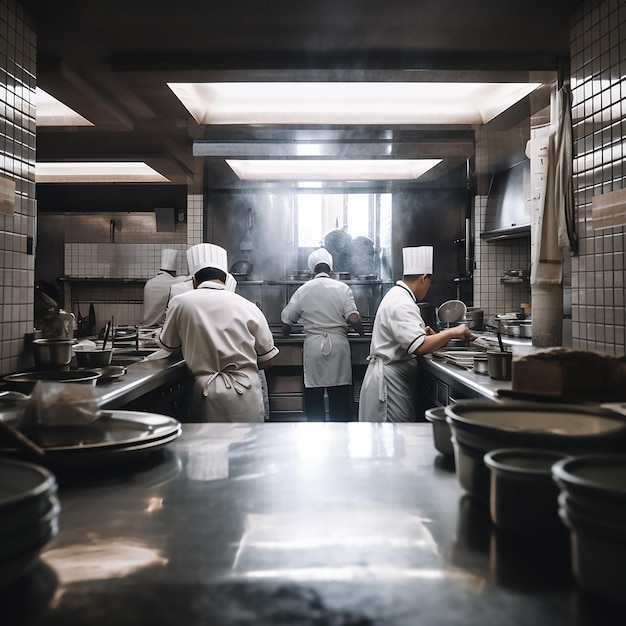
[2,423,620,625]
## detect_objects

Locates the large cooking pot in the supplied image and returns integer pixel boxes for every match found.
[32,339,73,368]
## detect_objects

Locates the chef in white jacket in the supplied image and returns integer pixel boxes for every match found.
[358,246,471,422]
[159,243,278,423]
[142,248,187,326]
[281,248,364,421]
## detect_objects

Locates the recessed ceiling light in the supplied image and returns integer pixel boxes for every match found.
[36,88,94,127]
[225,159,442,181]
[169,82,541,126]
[36,162,170,183]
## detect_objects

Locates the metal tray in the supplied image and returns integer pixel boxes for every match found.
[0,411,182,467]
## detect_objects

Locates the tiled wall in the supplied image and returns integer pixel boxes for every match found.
[473,194,531,321]
[570,0,626,356]
[0,0,35,375]
[63,195,204,329]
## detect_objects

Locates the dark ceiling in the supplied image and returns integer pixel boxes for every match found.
[23,0,577,197]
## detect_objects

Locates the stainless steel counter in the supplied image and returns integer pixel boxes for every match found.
[2,422,618,625]
[92,351,188,409]
[421,355,512,401]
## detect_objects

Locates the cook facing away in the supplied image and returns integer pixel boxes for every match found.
[142,248,187,326]
[281,248,364,422]
[158,243,278,423]
[358,246,471,423]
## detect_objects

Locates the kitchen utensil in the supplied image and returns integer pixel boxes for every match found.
[552,454,626,523]
[88,304,96,336]
[230,259,253,276]
[0,410,182,469]
[487,350,512,380]
[437,300,467,324]
[3,370,101,394]
[445,400,626,502]
[102,321,112,350]
[558,492,626,605]
[32,338,73,369]
[473,355,489,374]
[484,448,567,536]
[0,421,45,457]
[424,406,454,457]
[75,349,113,368]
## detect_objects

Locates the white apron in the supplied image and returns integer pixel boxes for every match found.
[358,356,419,422]
[303,328,352,388]
[191,364,264,423]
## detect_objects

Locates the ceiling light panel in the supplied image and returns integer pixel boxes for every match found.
[225,159,442,181]
[36,88,94,127]
[36,162,170,183]
[169,82,541,126]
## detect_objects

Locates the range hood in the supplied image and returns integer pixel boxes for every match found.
[481,160,531,241]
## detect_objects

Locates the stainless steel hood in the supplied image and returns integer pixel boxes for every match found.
[481,160,531,241]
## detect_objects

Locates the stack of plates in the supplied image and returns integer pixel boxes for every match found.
[0,459,59,588]
[0,410,182,469]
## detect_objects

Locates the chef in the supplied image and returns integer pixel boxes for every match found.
[142,248,186,326]
[358,246,471,422]
[281,248,364,421]
[159,243,278,423]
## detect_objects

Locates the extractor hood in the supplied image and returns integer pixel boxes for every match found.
[481,160,531,241]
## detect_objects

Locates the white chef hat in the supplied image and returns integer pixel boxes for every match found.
[402,246,433,275]
[160,248,178,272]
[308,248,333,273]
[187,243,228,276]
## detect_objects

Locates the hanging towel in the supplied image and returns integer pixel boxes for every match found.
[527,83,577,286]
[553,84,577,255]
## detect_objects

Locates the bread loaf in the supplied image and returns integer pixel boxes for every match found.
[512,347,626,399]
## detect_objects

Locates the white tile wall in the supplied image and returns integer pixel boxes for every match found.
[0,0,36,374]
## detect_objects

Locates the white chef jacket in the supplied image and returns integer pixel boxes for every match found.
[281,273,359,388]
[358,281,427,422]
[159,281,279,422]
[143,272,187,327]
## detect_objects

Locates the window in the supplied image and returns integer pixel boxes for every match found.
[296,193,388,247]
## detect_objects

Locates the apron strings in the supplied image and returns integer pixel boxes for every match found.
[203,363,252,396]
[367,355,387,403]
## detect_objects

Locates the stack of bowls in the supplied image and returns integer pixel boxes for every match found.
[0,459,60,588]
[445,400,626,503]
[553,454,626,604]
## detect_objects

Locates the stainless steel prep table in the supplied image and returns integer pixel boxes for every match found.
[92,351,189,410]
[3,422,619,625]
[421,354,513,401]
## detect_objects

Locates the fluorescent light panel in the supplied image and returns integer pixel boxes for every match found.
[36,162,170,183]
[168,82,541,126]
[36,88,93,127]
[226,159,441,181]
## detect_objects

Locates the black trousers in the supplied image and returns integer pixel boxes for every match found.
[304,385,353,422]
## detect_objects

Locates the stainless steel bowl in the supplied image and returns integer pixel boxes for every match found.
[32,339,73,368]
[75,349,113,368]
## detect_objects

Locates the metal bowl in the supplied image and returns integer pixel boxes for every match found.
[32,339,73,368]
[3,370,101,394]
[75,349,113,368]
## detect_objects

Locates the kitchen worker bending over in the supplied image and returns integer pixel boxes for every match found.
[359,246,471,423]
[281,248,364,422]
[159,243,278,423]
[142,248,188,326]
